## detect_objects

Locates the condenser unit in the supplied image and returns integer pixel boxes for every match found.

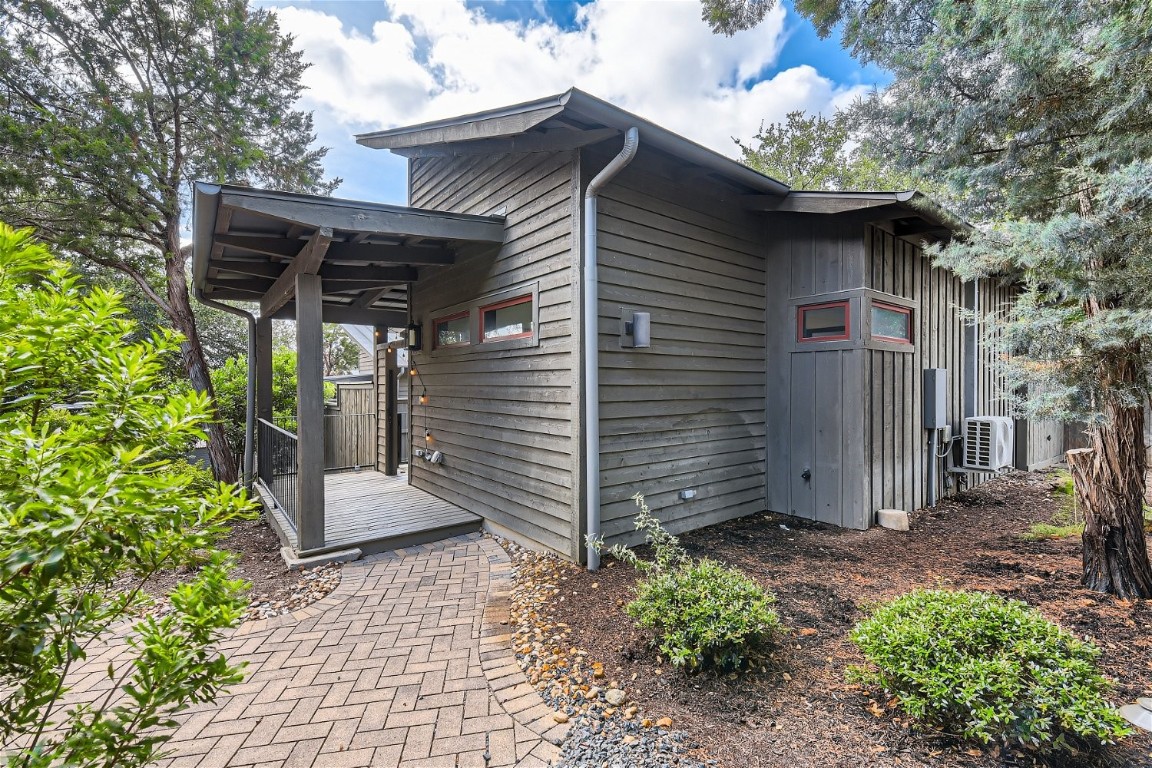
[963,416,1014,471]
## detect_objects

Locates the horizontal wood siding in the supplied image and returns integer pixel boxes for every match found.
[863,226,966,515]
[406,151,579,558]
[591,145,767,546]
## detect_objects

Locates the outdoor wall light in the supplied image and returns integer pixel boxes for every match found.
[407,322,422,351]
[620,309,651,349]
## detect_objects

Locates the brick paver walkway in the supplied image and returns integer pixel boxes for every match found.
[67,534,567,767]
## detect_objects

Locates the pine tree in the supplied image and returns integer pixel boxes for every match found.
[0,0,337,483]
[705,0,1152,597]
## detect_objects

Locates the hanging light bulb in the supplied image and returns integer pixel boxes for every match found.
[425,430,433,442]
[419,389,428,405]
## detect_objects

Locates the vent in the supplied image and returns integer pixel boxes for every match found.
[963,416,1014,470]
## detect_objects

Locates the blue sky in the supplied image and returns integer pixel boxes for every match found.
[256,0,886,205]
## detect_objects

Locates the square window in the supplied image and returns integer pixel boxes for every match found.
[433,311,470,349]
[481,295,533,341]
[798,301,850,341]
[871,301,912,343]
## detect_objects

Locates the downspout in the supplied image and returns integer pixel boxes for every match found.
[194,286,256,489]
[584,127,639,571]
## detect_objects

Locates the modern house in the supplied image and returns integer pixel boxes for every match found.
[192,89,1065,566]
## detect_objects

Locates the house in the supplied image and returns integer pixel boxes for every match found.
[192,89,1065,566]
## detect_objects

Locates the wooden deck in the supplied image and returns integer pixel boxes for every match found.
[263,469,482,557]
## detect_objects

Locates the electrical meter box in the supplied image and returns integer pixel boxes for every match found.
[923,368,948,429]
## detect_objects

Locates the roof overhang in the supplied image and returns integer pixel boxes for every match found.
[192,183,505,325]
[742,190,969,242]
[356,88,791,198]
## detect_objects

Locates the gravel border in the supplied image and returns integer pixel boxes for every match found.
[502,540,713,768]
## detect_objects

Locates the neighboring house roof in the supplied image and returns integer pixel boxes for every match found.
[356,87,791,198]
[340,324,375,354]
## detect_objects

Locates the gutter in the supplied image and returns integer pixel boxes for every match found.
[584,127,639,571]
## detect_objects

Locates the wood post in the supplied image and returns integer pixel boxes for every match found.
[383,340,400,476]
[295,273,326,551]
[255,316,274,426]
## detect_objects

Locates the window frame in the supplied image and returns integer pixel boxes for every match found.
[796,300,851,343]
[479,293,534,343]
[431,310,471,350]
[870,300,913,345]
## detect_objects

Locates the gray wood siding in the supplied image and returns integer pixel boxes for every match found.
[406,151,580,558]
[863,226,966,516]
[589,145,768,546]
[765,215,868,529]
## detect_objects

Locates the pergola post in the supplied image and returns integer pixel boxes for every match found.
[295,273,326,551]
[255,316,274,425]
[382,335,400,477]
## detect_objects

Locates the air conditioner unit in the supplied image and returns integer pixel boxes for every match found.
[963,416,1014,470]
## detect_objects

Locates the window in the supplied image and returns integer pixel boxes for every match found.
[481,295,533,342]
[798,301,850,341]
[871,301,912,344]
[433,311,470,349]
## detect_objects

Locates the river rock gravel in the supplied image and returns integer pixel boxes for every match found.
[501,539,711,768]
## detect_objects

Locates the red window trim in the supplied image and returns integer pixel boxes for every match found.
[871,300,913,344]
[797,300,850,342]
[432,310,470,349]
[480,294,533,342]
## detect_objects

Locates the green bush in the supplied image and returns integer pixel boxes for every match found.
[595,494,778,673]
[850,590,1131,752]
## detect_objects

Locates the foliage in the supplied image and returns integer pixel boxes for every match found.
[701,0,773,36]
[595,495,778,673]
[736,110,935,193]
[0,224,255,767]
[0,0,337,482]
[212,350,300,457]
[851,590,1130,753]
[322,325,363,377]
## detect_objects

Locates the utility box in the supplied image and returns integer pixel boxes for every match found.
[923,368,949,429]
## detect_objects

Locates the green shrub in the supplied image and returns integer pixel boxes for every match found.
[850,590,1131,752]
[594,494,779,673]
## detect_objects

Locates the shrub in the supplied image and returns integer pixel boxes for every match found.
[595,494,779,673]
[850,589,1131,752]
[0,224,255,766]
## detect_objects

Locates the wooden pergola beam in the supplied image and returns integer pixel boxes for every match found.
[260,228,332,318]
[213,260,418,283]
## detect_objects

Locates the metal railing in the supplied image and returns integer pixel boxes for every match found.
[257,418,298,531]
[323,412,376,471]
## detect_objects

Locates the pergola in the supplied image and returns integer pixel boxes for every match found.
[192,183,505,551]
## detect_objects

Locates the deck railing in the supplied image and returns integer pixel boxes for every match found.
[323,412,376,471]
[257,418,298,531]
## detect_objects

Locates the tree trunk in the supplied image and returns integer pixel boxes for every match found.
[164,253,239,485]
[1066,389,1152,599]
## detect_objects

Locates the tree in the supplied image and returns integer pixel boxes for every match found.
[322,325,363,377]
[705,0,1152,597]
[212,349,305,459]
[0,0,337,483]
[0,224,253,766]
[736,110,932,192]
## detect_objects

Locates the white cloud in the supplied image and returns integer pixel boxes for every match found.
[272,0,872,162]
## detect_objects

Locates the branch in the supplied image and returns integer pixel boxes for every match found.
[87,255,172,317]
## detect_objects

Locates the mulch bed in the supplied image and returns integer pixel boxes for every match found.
[546,471,1152,768]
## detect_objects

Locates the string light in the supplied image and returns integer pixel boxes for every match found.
[419,389,428,405]
[425,430,432,442]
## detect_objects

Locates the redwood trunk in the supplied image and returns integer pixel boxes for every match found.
[165,253,239,485]
[1066,394,1152,599]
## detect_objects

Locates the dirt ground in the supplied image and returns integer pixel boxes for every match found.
[546,471,1152,768]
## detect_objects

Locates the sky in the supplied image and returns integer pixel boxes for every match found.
[254,0,887,205]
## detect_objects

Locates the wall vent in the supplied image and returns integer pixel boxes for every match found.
[963,416,1014,470]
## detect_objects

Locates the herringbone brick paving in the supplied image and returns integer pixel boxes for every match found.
[60,534,565,767]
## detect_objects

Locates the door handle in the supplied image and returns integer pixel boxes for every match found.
[801,467,812,481]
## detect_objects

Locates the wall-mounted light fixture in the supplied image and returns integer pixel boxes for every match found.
[407,322,422,351]
[620,308,651,349]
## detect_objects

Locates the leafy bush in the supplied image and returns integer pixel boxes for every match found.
[0,224,255,766]
[851,589,1131,752]
[596,494,779,673]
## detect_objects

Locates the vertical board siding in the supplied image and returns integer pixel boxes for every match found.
[864,226,967,515]
[765,215,868,530]
[864,227,1034,515]
[406,151,579,558]
[591,146,768,546]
